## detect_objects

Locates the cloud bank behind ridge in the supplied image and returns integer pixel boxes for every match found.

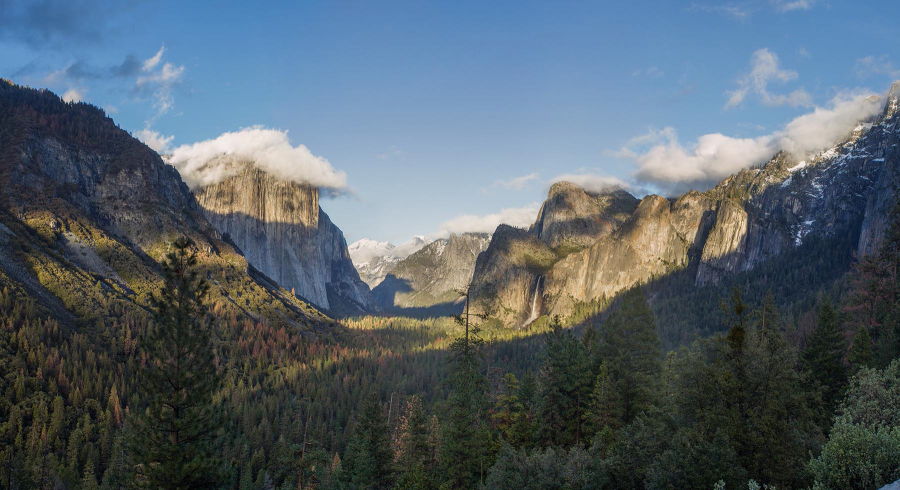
[167,126,348,191]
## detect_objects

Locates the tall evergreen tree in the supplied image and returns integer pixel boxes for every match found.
[589,288,662,430]
[440,318,491,488]
[491,373,532,448]
[393,395,435,489]
[803,301,848,414]
[125,237,224,489]
[342,394,394,489]
[536,319,593,446]
[849,326,874,372]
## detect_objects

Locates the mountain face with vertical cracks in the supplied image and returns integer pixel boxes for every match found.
[190,160,375,316]
[470,82,900,327]
[0,80,329,328]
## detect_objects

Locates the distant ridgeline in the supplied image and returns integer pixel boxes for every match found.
[470,82,900,345]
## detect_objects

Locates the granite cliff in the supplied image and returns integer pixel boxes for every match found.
[190,161,374,316]
[470,82,900,326]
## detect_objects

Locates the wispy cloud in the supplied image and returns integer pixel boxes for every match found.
[692,0,816,20]
[439,203,540,235]
[690,3,751,20]
[485,172,540,192]
[771,0,815,12]
[550,174,632,194]
[725,48,812,109]
[855,55,900,80]
[375,146,404,160]
[135,128,174,154]
[135,47,185,123]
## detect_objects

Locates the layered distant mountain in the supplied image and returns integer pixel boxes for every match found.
[349,236,429,287]
[470,82,900,328]
[187,159,375,316]
[370,233,491,313]
[0,81,328,327]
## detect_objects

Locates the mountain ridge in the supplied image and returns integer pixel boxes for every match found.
[470,82,900,327]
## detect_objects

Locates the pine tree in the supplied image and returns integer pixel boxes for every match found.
[536,319,593,446]
[848,326,874,372]
[491,373,532,448]
[342,394,393,489]
[394,395,434,489]
[125,237,224,489]
[803,301,848,413]
[591,288,662,429]
[440,320,491,488]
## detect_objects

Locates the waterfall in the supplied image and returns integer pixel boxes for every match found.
[523,275,543,326]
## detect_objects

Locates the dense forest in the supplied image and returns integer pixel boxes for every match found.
[1,207,899,489]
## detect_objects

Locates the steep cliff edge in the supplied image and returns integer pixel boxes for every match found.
[471,83,900,327]
[192,161,374,316]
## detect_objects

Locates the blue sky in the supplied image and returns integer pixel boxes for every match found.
[2,0,900,244]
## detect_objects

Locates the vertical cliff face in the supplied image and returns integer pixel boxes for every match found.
[471,83,900,326]
[192,161,373,315]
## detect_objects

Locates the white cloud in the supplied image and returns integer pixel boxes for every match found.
[631,129,776,185]
[61,87,84,103]
[134,46,185,122]
[779,92,883,155]
[142,46,165,71]
[618,92,884,189]
[136,62,185,116]
[136,128,174,154]
[439,202,541,235]
[550,174,632,194]
[167,126,348,191]
[726,48,812,109]
[772,0,814,12]
[489,172,540,190]
[855,55,900,80]
[691,3,751,20]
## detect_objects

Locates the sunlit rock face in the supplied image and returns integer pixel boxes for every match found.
[193,160,374,315]
[370,232,491,312]
[471,89,900,326]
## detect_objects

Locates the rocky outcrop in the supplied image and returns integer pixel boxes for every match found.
[0,81,327,327]
[533,182,639,249]
[192,161,374,316]
[471,84,900,326]
[371,232,490,310]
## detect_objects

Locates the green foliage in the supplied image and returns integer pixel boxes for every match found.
[809,359,900,489]
[589,288,662,429]
[393,395,437,489]
[340,394,394,489]
[803,301,849,416]
[484,443,595,490]
[126,237,225,488]
[439,325,492,489]
[536,320,593,447]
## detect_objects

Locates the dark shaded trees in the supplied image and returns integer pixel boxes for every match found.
[126,237,225,488]
[803,301,848,415]
[341,394,394,489]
